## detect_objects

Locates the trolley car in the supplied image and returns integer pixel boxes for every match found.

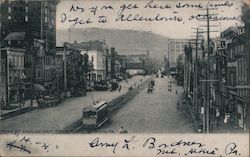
[82,101,110,129]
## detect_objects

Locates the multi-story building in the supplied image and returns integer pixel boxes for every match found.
[66,40,108,82]
[0,0,59,99]
[0,48,25,107]
[56,46,87,97]
[167,39,188,67]
[220,24,249,130]
[124,54,147,75]
[220,27,238,126]
[240,1,250,130]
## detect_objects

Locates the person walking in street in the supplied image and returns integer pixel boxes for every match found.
[118,126,128,133]
[118,126,124,133]
[177,101,180,110]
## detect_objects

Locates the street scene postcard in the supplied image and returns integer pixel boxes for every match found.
[0,0,249,156]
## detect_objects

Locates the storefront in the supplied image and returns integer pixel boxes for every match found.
[235,97,247,129]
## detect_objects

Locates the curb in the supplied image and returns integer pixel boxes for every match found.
[0,107,36,120]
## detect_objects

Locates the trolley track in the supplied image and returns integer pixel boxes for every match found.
[63,76,153,133]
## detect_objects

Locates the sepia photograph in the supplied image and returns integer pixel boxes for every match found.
[0,0,249,156]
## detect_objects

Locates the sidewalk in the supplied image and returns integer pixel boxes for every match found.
[0,76,147,121]
[210,117,245,133]
[184,97,245,133]
[0,100,38,120]
[178,93,202,133]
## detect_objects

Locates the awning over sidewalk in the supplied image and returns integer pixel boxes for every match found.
[34,84,46,92]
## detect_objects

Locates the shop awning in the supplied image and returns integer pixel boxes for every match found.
[34,84,46,92]
[4,32,25,41]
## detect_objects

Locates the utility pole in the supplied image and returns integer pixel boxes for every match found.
[63,47,67,96]
[30,40,36,108]
[206,7,211,133]
[190,27,204,113]
[195,7,219,133]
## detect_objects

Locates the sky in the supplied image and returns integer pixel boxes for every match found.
[56,0,244,39]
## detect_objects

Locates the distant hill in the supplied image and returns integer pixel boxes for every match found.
[56,28,170,59]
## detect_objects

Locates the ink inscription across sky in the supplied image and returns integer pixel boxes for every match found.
[59,0,242,32]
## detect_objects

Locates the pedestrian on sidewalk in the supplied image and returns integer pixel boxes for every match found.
[118,85,121,92]
[21,93,25,107]
[216,107,220,127]
[177,101,180,110]
[176,90,178,95]
[1,97,5,115]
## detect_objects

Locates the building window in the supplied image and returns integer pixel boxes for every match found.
[8,16,11,21]
[25,0,28,3]
[25,16,28,22]
[8,7,11,13]
[37,70,41,78]
[18,40,21,45]
[8,40,11,45]
[25,6,28,13]
[45,16,48,23]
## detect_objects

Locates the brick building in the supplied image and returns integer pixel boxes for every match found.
[0,0,59,99]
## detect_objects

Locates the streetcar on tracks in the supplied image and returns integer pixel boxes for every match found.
[82,101,110,129]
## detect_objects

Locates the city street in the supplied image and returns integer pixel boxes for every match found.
[0,76,149,133]
[97,76,196,133]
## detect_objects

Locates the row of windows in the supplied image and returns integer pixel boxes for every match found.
[7,15,29,22]
[7,40,22,46]
[237,58,247,84]
[45,56,54,65]
[7,15,53,24]
[237,89,249,98]
[9,55,24,68]
[8,0,29,4]
[8,6,28,13]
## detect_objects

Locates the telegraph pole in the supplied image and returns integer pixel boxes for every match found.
[206,7,211,133]
[190,27,204,112]
[196,7,219,133]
